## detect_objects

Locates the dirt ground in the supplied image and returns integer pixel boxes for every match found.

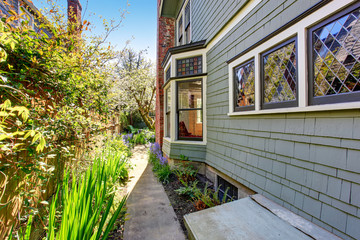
[162,174,212,236]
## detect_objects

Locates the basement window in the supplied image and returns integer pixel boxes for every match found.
[217,176,238,201]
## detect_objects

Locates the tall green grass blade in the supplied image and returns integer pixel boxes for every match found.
[102,195,127,240]
[24,215,33,240]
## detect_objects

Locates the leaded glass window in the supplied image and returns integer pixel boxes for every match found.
[262,38,297,109]
[234,59,255,111]
[176,56,202,76]
[309,4,360,105]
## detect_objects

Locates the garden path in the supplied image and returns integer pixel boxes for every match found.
[123,145,186,240]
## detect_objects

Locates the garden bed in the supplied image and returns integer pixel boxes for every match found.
[161,173,213,236]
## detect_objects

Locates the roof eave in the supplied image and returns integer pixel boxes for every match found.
[161,40,207,68]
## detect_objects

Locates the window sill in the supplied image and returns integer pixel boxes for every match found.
[163,137,207,145]
[228,101,360,116]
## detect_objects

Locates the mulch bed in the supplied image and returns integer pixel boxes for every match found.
[162,173,213,237]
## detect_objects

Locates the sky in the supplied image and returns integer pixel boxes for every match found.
[31,0,157,62]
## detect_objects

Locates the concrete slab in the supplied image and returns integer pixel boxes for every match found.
[251,195,341,240]
[184,197,313,240]
[123,159,185,240]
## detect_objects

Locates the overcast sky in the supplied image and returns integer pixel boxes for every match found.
[31,0,157,62]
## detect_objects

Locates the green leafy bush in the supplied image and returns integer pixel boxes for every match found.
[173,158,198,184]
[122,127,155,147]
[175,180,200,198]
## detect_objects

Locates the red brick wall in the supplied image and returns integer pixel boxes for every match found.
[67,0,82,30]
[156,5,175,147]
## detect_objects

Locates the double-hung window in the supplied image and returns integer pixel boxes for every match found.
[177,0,191,46]
[309,3,360,105]
[177,80,202,141]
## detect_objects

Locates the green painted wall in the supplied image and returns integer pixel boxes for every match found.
[163,140,206,162]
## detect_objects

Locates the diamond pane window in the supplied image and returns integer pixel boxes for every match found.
[234,59,255,111]
[176,56,202,76]
[310,5,360,105]
[262,38,298,108]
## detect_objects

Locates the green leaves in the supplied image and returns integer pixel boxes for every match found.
[46,139,130,239]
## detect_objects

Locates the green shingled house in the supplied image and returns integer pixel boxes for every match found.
[155,0,360,239]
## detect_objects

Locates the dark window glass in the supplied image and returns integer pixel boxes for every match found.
[178,15,183,44]
[310,5,360,104]
[176,56,202,76]
[234,59,255,111]
[263,39,297,107]
[166,67,171,82]
[177,80,202,141]
[217,176,238,201]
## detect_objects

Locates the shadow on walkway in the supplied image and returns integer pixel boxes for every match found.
[124,162,185,240]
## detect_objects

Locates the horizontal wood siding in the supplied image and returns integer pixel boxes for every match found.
[204,0,360,239]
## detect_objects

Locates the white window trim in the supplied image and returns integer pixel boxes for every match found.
[228,0,360,116]
[163,75,207,144]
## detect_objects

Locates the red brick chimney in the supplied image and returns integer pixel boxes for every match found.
[156,1,175,147]
[67,0,82,34]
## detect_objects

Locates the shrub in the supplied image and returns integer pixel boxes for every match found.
[175,180,200,198]
[173,158,198,184]
[122,127,155,147]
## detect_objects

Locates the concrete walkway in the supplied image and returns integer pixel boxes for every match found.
[123,145,186,240]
